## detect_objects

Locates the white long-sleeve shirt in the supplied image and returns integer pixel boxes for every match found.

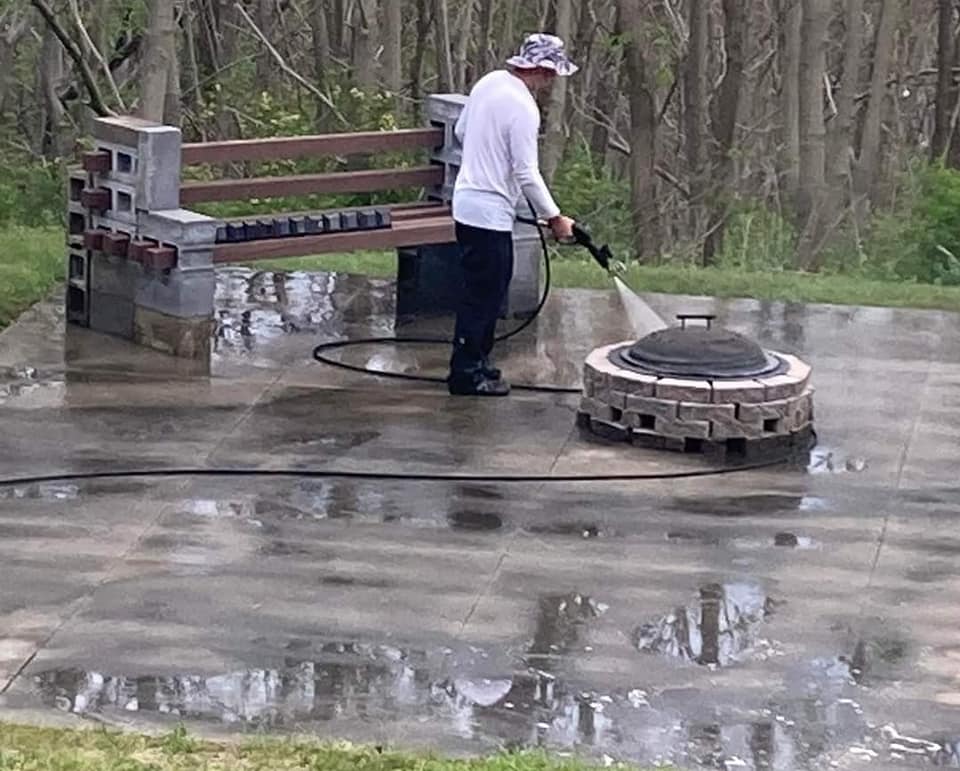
[452,70,561,232]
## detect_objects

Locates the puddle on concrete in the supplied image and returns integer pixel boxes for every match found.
[447,510,503,532]
[635,583,781,667]
[29,644,946,769]
[525,522,605,539]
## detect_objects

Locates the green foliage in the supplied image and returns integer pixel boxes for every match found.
[879,163,960,285]
[0,159,65,227]
[0,226,63,329]
[713,204,796,273]
[550,141,632,257]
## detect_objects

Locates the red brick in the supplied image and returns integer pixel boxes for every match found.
[82,150,111,173]
[80,188,111,211]
[142,246,177,270]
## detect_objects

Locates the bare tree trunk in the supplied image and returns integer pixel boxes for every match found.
[383,0,403,95]
[410,0,430,118]
[853,0,899,223]
[352,0,380,90]
[703,0,746,264]
[932,0,956,162]
[780,0,802,209]
[827,0,864,190]
[618,0,659,261]
[0,13,28,116]
[164,19,181,127]
[477,0,495,74]
[795,0,829,270]
[255,0,275,90]
[312,0,332,87]
[684,0,707,239]
[140,0,175,122]
[435,0,454,91]
[541,0,573,183]
[39,27,65,158]
[501,0,517,63]
[454,0,475,91]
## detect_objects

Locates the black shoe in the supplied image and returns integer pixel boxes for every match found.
[447,372,511,396]
[481,358,501,380]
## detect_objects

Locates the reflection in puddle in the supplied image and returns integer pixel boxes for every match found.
[635,583,780,667]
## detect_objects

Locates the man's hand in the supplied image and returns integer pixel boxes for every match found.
[549,215,575,242]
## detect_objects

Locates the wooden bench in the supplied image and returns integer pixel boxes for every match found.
[178,127,456,264]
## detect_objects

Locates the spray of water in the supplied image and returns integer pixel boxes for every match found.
[613,276,667,337]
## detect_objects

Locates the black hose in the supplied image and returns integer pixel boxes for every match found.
[0,459,789,490]
[312,203,579,394]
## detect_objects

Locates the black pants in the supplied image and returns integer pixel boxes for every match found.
[449,221,514,377]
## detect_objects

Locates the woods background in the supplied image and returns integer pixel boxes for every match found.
[4,0,960,287]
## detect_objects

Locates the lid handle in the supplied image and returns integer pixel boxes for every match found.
[676,314,716,330]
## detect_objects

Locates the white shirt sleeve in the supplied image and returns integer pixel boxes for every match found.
[507,108,561,220]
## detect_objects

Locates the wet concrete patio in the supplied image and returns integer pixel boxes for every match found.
[2,267,960,769]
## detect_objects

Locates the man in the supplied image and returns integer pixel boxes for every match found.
[447,33,578,397]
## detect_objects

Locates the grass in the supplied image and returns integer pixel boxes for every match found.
[0,723,638,770]
[246,251,960,313]
[0,226,63,330]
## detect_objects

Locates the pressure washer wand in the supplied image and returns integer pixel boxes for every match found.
[517,216,621,276]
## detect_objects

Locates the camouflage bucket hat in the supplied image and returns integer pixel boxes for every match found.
[506,33,579,76]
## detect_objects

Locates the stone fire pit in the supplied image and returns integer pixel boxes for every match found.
[577,316,815,461]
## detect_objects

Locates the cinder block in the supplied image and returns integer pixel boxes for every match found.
[136,268,215,318]
[608,390,628,411]
[425,93,468,125]
[175,245,212,271]
[139,208,218,247]
[624,394,678,420]
[656,377,712,402]
[90,252,141,298]
[89,289,135,339]
[93,117,182,209]
[83,229,107,251]
[712,379,768,404]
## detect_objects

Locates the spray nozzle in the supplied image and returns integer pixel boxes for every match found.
[571,224,619,275]
[517,216,621,276]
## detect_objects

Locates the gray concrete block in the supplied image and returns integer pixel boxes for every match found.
[88,289,135,339]
[90,253,141,298]
[93,117,182,210]
[506,228,542,318]
[175,246,214,271]
[136,268,215,318]
[425,93,467,124]
[139,209,218,247]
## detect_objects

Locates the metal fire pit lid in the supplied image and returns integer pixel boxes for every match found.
[613,315,786,379]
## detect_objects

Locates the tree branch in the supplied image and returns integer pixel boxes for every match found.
[234,1,348,128]
[29,0,114,116]
[67,0,126,111]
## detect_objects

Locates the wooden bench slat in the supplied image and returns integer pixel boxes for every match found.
[182,128,444,165]
[213,215,455,263]
[180,166,443,204]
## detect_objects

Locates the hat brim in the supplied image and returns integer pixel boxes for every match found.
[506,56,579,77]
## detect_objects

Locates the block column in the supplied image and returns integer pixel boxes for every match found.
[67,116,216,359]
[423,93,542,319]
